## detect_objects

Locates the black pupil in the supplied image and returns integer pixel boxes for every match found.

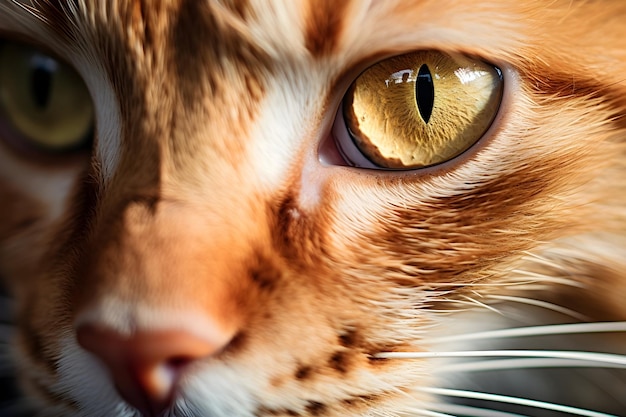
[30,55,56,109]
[416,64,434,124]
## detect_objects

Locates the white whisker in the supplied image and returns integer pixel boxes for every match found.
[403,409,454,417]
[418,387,619,417]
[508,269,586,288]
[437,357,626,373]
[487,294,589,320]
[373,350,626,366]
[428,321,626,344]
[517,252,574,274]
[422,402,529,417]
[458,296,504,315]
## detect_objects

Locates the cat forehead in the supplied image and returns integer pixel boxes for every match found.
[8,0,350,56]
[4,0,537,59]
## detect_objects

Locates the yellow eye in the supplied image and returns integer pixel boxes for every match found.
[334,51,503,169]
[0,41,94,152]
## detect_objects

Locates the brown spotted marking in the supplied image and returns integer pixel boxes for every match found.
[337,328,359,348]
[295,365,313,380]
[256,407,301,417]
[249,251,284,292]
[328,351,350,374]
[304,401,327,416]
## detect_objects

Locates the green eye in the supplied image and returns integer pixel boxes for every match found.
[334,51,503,169]
[0,41,94,152]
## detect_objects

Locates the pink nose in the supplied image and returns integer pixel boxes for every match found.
[77,324,225,416]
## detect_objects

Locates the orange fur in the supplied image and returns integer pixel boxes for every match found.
[0,0,625,416]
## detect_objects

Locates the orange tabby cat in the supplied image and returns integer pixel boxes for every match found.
[0,0,625,416]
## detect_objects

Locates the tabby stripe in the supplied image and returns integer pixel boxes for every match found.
[521,67,626,131]
[304,0,352,57]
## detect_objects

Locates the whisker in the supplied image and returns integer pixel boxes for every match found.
[403,409,454,417]
[427,321,626,344]
[373,350,626,366]
[517,252,578,275]
[418,387,619,417]
[457,296,504,315]
[508,269,586,288]
[486,294,589,321]
[437,358,626,373]
[422,402,529,417]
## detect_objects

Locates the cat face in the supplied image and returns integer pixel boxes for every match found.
[0,1,625,416]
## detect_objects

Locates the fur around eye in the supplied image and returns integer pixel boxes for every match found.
[332,51,503,170]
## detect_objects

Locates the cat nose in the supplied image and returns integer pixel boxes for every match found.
[76,324,227,416]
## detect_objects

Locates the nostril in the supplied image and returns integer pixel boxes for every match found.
[167,355,194,369]
[76,323,228,416]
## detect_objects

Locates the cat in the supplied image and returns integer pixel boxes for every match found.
[0,0,625,416]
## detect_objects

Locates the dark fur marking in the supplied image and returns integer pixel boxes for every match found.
[305,401,327,416]
[328,351,349,373]
[295,365,312,380]
[256,407,301,417]
[272,194,327,267]
[171,0,269,106]
[520,67,626,132]
[374,166,566,290]
[249,255,282,292]
[304,0,350,57]
[341,394,383,412]
[367,356,389,366]
[342,395,374,405]
[338,328,359,347]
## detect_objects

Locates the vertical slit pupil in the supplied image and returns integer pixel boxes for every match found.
[31,65,53,109]
[416,64,434,124]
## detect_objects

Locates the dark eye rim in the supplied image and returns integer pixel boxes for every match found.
[323,51,507,174]
[0,110,94,154]
[0,38,95,160]
[0,110,94,168]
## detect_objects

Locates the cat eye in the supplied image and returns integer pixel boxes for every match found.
[333,51,503,169]
[0,41,94,153]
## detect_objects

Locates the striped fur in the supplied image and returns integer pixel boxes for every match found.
[0,0,625,416]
